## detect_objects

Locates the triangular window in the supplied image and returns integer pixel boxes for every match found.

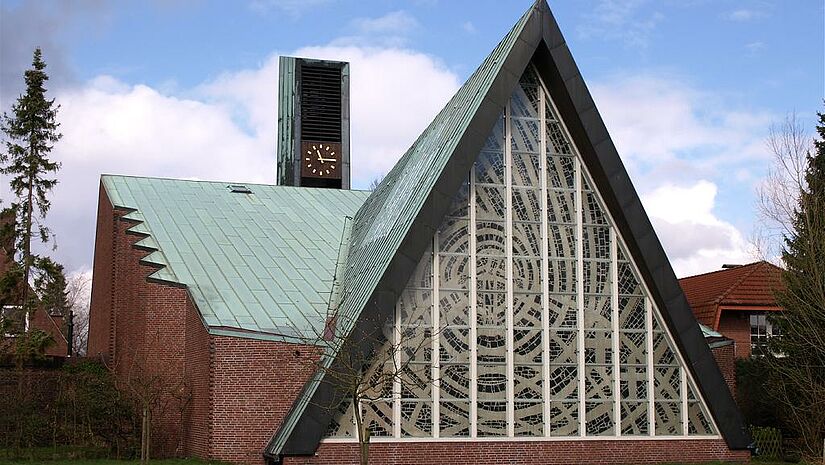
[325,64,717,440]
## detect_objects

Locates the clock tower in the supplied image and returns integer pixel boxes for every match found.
[277,57,350,189]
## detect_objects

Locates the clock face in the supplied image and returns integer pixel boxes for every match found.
[301,141,342,179]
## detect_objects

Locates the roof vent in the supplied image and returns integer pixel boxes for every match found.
[721,264,742,269]
[228,184,252,194]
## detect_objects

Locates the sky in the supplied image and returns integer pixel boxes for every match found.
[0,0,822,289]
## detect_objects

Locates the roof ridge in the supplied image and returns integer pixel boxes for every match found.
[713,261,766,305]
[101,174,372,192]
[679,260,767,282]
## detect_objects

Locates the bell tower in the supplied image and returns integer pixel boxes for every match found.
[277,57,351,189]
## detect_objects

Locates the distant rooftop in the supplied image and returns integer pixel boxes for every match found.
[679,260,784,327]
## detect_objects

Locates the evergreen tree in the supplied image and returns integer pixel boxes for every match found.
[769,110,825,459]
[33,257,68,317]
[0,48,62,317]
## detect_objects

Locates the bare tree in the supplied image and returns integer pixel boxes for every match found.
[65,272,91,355]
[754,112,813,262]
[368,174,385,192]
[299,305,435,465]
[105,328,191,465]
[753,110,825,460]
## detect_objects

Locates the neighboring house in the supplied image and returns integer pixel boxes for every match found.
[87,2,750,465]
[679,261,784,359]
[0,240,69,359]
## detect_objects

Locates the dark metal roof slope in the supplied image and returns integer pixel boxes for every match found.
[265,3,540,457]
[265,0,749,458]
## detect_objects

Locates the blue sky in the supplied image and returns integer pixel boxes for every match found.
[0,0,823,281]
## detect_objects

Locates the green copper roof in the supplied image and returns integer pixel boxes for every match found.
[334,2,535,337]
[266,2,538,457]
[101,175,370,342]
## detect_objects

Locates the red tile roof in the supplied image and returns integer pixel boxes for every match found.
[678,261,784,328]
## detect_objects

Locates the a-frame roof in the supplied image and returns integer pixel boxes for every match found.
[679,261,784,328]
[265,0,749,458]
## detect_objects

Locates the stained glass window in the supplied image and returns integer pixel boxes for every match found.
[324,64,717,441]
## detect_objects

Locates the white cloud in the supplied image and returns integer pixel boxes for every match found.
[577,0,663,49]
[248,0,330,16]
[335,11,420,48]
[746,41,765,54]
[590,74,772,183]
[641,181,754,277]
[590,74,772,276]
[462,21,476,34]
[727,9,765,22]
[37,44,459,274]
[352,11,418,35]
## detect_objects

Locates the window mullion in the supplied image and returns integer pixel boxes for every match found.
[470,163,478,438]
[680,364,688,435]
[433,235,440,438]
[611,228,620,436]
[646,299,655,436]
[539,85,551,437]
[575,157,585,437]
[505,101,515,438]
[393,301,401,438]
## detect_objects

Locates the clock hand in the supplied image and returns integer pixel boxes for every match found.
[316,149,325,163]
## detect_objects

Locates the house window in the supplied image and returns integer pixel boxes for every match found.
[1,305,27,335]
[749,314,778,356]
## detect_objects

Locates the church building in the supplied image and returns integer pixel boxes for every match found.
[88,2,750,464]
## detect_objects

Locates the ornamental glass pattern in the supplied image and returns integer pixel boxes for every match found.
[325,65,717,440]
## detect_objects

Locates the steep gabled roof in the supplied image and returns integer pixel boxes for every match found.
[266,0,750,458]
[101,175,370,341]
[679,261,784,328]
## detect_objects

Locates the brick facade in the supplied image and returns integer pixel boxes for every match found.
[88,184,319,464]
[711,343,737,399]
[717,312,751,359]
[29,307,68,357]
[88,183,750,465]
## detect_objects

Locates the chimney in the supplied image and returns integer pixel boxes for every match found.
[277,57,351,189]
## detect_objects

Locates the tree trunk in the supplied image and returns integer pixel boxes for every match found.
[353,397,371,465]
[22,170,34,321]
[141,403,151,465]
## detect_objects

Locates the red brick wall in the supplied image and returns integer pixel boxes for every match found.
[283,439,749,465]
[29,307,68,357]
[209,336,317,465]
[718,312,751,358]
[88,183,115,358]
[87,185,211,458]
[711,343,737,399]
[184,298,211,458]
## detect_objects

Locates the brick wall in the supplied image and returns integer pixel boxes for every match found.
[88,183,115,358]
[26,307,68,357]
[184,297,211,458]
[283,439,749,465]
[711,343,737,399]
[718,312,751,358]
[210,336,317,465]
[87,185,211,458]
[87,185,319,464]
